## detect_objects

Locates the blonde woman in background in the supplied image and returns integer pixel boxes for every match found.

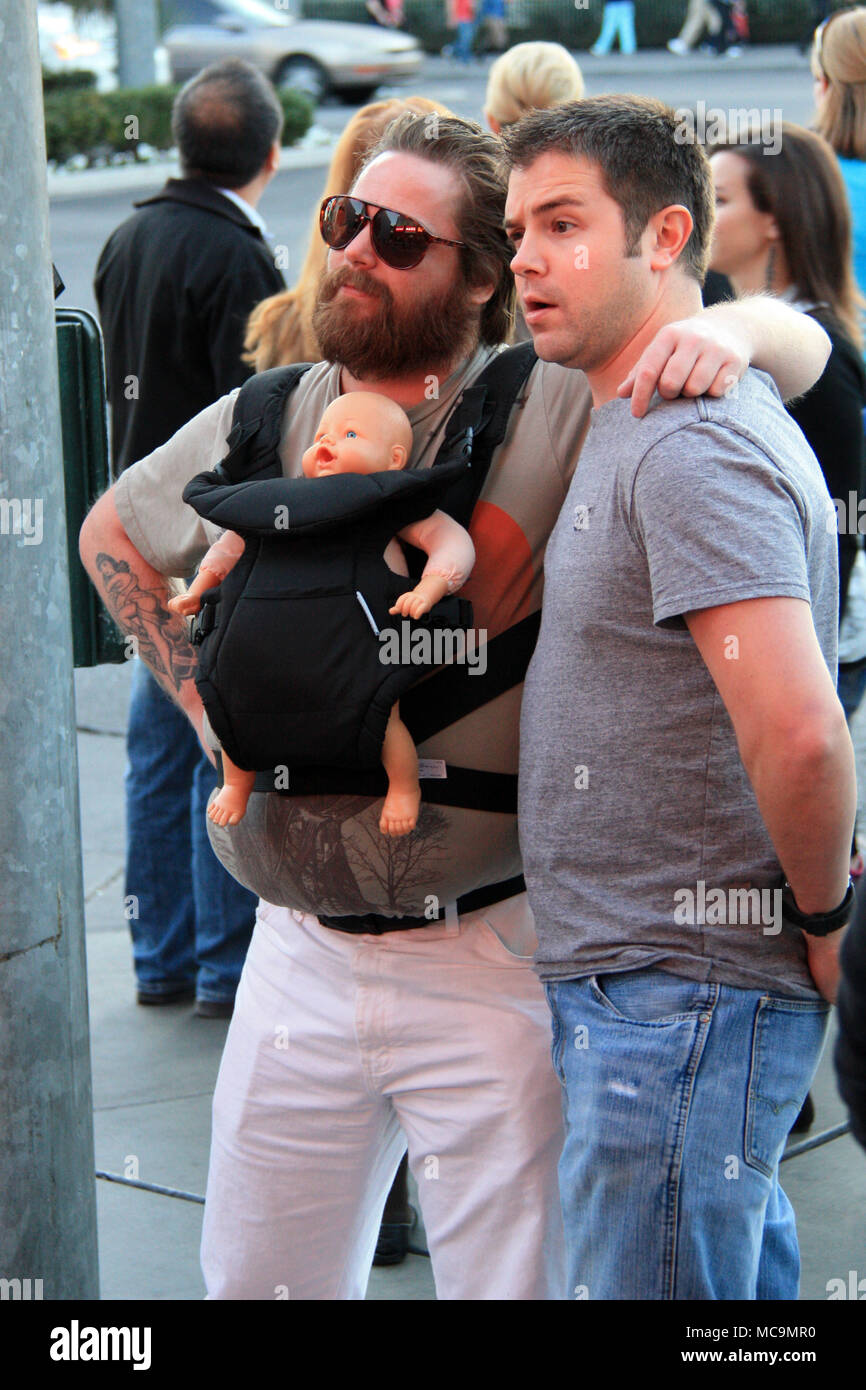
[243,96,452,373]
[483,41,584,339]
[483,40,584,134]
[812,5,866,306]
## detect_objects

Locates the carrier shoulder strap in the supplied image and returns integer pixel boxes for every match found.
[219,363,315,483]
[400,341,540,742]
[426,340,537,528]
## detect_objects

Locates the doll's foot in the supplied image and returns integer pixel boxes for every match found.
[379,786,421,837]
[167,593,200,617]
[208,786,249,827]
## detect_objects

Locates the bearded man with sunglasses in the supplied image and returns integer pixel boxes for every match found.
[80,112,831,1301]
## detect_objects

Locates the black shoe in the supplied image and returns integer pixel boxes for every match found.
[790,1091,815,1135]
[137,984,195,1006]
[194,997,234,1019]
[373,1207,416,1266]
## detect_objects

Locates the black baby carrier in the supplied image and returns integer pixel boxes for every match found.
[184,343,541,865]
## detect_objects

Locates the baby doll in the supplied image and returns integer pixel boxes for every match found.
[169,390,475,837]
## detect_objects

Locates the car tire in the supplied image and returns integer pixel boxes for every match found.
[275,56,329,104]
[335,85,380,105]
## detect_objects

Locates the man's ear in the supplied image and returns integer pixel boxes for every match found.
[467,278,496,308]
[647,205,694,271]
[265,140,280,177]
[389,443,409,470]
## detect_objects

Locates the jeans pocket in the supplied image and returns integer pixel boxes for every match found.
[590,969,715,1025]
[545,983,566,1084]
[744,995,830,1176]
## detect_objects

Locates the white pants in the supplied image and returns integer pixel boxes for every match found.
[200,895,566,1299]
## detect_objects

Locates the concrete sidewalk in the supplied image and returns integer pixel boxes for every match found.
[75,658,866,1300]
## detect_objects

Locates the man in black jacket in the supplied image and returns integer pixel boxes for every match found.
[94,59,286,1017]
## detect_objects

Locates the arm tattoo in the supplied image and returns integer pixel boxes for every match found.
[95,552,198,692]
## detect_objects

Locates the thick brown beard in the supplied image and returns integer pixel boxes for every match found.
[312,264,478,379]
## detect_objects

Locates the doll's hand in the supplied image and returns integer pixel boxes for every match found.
[167,592,202,617]
[390,590,434,619]
[389,574,451,619]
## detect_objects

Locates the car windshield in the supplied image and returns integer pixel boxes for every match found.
[210,0,294,25]
[167,0,294,26]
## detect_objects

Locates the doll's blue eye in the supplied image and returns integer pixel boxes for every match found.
[346,430,357,438]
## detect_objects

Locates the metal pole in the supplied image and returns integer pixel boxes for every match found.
[115,0,159,90]
[0,0,99,1299]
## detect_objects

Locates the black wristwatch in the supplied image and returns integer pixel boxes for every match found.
[781,877,856,937]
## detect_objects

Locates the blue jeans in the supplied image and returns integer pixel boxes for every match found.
[839,656,866,722]
[454,19,476,61]
[125,662,256,1001]
[546,968,829,1299]
[591,2,637,54]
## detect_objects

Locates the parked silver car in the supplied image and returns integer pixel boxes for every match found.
[163,0,422,104]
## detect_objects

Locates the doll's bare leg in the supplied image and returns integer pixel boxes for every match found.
[167,566,222,617]
[379,702,421,836]
[208,752,256,827]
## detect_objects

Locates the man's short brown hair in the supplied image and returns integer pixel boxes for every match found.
[500,94,715,282]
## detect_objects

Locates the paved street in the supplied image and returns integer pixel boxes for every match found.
[58,45,866,1303]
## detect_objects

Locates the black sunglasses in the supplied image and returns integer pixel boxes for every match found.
[319,195,466,270]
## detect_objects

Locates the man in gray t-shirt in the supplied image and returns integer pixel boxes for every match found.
[503,97,857,1299]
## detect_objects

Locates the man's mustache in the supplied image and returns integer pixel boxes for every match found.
[317,266,392,308]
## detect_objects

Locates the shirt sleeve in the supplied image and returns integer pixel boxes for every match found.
[629,421,813,628]
[113,391,240,578]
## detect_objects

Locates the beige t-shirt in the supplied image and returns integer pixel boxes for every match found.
[114,347,591,916]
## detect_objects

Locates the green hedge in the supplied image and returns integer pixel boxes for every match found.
[301,0,843,51]
[41,67,98,93]
[44,85,313,165]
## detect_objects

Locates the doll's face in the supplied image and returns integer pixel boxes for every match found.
[301,392,412,478]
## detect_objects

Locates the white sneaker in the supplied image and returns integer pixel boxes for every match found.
[667,37,688,55]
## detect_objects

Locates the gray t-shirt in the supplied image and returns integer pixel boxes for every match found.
[518,369,838,998]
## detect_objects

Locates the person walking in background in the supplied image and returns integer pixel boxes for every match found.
[444,0,477,62]
[93,59,286,1017]
[477,0,508,54]
[590,1,637,55]
[365,0,404,27]
[667,0,721,53]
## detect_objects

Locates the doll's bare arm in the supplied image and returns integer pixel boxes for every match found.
[167,529,246,616]
[389,510,475,618]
